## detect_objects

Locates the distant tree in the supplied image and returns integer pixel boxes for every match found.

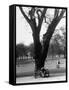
[60,27,66,58]
[48,42,55,59]
[28,43,34,57]
[16,43,27,58]
[49,27,66,58]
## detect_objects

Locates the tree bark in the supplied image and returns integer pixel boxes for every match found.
[32,28,42,71]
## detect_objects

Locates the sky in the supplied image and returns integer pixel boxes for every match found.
[16,6,66,46]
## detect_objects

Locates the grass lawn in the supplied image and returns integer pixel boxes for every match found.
[16,58,66,77]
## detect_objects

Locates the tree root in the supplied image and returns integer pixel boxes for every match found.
[34,67,50,78]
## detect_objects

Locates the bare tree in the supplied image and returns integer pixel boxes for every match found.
[19,6,66,76]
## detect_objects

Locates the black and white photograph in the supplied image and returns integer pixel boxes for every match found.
[0,0,69,89]
[15,5,67,84]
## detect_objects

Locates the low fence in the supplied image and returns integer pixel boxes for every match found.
[16,56,34,65]
[16,55,65,66]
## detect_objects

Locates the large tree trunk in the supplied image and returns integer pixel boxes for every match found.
[33,30,51,77]
[32,29,42,71]
[32,27,54,73]
[33,19,59,75]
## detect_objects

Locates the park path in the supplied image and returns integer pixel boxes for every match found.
[16,73,66,84]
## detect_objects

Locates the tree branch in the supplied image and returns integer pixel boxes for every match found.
[45,16,53,24]
[29,7,35,20]
[40,8,47,23]
[54,9,59,18]
[58,9,66,20]
[50,9,66,27]
[38,8,47,32]
[19,7,36,32]
[43,9,66,46]
[19,7,31,24]
[36,9,42,20]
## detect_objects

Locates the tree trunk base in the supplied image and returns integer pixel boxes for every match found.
[34,67,50,78]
